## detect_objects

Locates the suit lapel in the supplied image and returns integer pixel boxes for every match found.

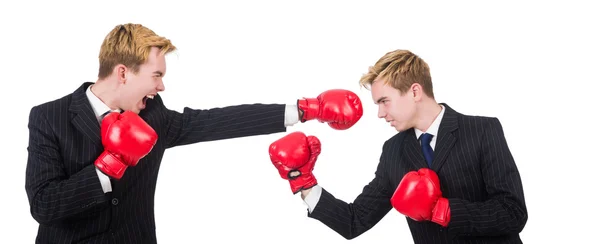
[69,82,102,147]
[431,103,459,171]
[403,129,430,169]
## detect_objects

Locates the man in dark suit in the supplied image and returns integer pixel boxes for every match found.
[268,49,528,243]
[24,23,364,244]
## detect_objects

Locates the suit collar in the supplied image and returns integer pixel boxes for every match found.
[404,103,459,171]
[430,103,459,171]
[69,82,103,146]
[85,84,113,119]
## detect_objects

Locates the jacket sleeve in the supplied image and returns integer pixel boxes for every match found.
[25,106,108,225]
[307,142,394,240]
[447,117,528,236]
[154,95,288,148]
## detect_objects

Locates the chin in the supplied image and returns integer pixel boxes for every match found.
[394,124,408,132]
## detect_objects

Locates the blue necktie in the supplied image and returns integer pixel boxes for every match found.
[420,133,434,167]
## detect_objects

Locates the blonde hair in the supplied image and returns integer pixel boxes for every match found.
[359,49,434,98]
[98,23,177,79]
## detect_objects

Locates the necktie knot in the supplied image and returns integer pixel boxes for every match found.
[420,133,433,144]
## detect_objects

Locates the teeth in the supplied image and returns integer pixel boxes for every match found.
[146,95,154,99]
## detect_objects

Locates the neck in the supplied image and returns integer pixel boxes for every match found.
[91,79,121,110]
[413,98,442,132]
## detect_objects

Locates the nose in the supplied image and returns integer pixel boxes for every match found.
[377,105,386,119]
[157,79,165,92]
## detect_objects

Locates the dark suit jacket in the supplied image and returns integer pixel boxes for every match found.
[308,103,528,244]
[25,82,287,243]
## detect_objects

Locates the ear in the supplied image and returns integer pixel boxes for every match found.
[411,83,423,101]
[114,64,128,84]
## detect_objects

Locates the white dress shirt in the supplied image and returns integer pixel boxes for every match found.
[303,105,445,213]
[85,85,300,193]
[414,104,445,150]
[85,85,118,193]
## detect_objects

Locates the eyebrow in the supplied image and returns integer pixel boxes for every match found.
[376,96,387,104]
[153,71,164,77]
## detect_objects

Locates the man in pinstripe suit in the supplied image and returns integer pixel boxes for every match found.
[269,49,528,243]
[24,23,363,243]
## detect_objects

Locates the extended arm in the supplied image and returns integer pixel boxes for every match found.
[160,88,364,148]
[162,100,288,148]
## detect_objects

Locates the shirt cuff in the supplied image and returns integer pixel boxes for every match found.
[303,185,322,213]
[95,167,112,193]
[284,104,299,127]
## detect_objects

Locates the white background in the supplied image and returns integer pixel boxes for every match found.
[1,0,599,243]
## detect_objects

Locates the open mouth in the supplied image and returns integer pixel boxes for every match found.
[142,94,155,106]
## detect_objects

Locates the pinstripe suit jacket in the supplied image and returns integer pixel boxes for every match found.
[25,82,287,243]
[308,103,527,243]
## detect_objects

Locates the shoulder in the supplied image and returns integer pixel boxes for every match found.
[457,113,503,132]
[29,82,91,116]
[385,130,407,145]
[459,113,499,124]
[28,82,93,129]
[29,93,73,121]
[443,103,502,131]
[451,110,505,139]
[380,130,409,154]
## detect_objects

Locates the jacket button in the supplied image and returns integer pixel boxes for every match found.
[112,198,119,205]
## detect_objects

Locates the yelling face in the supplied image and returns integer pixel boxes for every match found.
[370,79,418,132]
[117,47,166,113]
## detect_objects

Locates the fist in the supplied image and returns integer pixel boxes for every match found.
[101,111,158,166]
[95,111,158,179]
[269,132,321,194]
[298,89,363,130]
[390,168,451,226]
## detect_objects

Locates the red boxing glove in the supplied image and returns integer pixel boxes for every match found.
[297,89,363,130]
[269,132,321,194]
[94,111,158,179]
[390,168,451,227]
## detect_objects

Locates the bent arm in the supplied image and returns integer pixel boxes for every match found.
[25,106,108,225]
[305,158,393,240]
[447,118,528,236]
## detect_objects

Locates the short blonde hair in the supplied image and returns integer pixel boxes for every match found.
[98,23,177,79]
[359,49,434,98]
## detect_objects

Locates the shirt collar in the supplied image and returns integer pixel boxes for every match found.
[415,104,445,139]
[85,84,114,119]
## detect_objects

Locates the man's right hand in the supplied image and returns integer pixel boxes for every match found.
[94,111,158,180]
[390,168,451,227]
[269,132,321,194]
[297,89,363,130]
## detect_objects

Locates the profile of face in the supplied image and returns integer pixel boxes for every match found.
[117,47,166,114]
[370,79,421,132]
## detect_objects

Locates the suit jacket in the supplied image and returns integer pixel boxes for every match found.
[25,82,287,243]
[308,103,528,244]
